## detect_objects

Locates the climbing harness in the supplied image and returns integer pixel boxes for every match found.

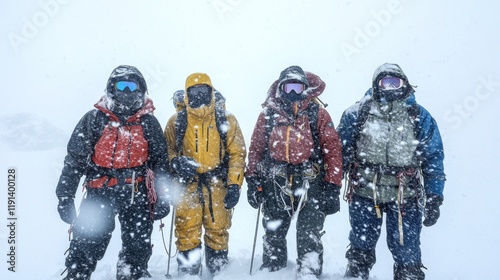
[270,162,320,218]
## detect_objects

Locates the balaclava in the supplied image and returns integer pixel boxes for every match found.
[106,65,147,116]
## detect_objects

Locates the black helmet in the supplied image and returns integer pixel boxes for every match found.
[106,65,147,115]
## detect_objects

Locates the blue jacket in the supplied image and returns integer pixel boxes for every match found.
[337,89,446,198]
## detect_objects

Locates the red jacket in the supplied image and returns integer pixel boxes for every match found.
[246,72,343,186]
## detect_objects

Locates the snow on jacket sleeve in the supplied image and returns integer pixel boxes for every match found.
[164,114,179,163]
[141,114,170,175]
[317,107,343,186]
[415,105,446,199]
[55,110,101,198]
[225,113,247,187]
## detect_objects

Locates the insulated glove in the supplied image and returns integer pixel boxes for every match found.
[57,197,77,224]
[423,194,443,227]
[322,183,341,215]
[246,177,264,209]
[153,199,171,220]
[171,156,199,181]
[224,184,240,209]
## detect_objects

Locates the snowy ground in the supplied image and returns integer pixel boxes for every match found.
[1,0,500,279]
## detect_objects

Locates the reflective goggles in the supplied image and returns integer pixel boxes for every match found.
[282,82,305,94]
[115,81,139,92]
[378,76,404,90]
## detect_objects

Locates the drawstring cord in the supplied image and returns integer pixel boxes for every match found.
[372,173,382,219]
[397,176,405,246]
[146,169,157,220]
[129,171,136,204]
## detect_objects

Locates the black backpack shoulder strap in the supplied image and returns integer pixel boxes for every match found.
[175,109,188,155]
[356,99,372,135]
[306,102,322,164]
[407,103,421,137]
[214,106,228,147]
[214,106,228,164]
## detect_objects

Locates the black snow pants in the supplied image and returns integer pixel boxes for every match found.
[261,173,326,276]
[65,182,153,279]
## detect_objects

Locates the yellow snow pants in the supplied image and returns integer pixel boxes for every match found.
[175,179,232,252]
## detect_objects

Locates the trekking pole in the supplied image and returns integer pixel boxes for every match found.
[249,203,262,275]
[165,207,176,279]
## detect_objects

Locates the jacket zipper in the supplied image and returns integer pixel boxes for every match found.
[195,128,198,153]
[206,125,210,152]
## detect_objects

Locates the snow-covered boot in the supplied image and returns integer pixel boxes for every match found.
[205,246,229,275]
[62,266,91,280]
[344,246,375,280]
[177,245,202,276]
[296,251,323,279]
[116,264,152,280]
[260,237,287,272]
[393,263,425,280]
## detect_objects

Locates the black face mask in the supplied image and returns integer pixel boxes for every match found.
[187,85,212,108]
[373,88,407,103]
[110,90,145,116]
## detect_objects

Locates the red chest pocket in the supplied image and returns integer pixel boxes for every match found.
[268,115,314,164]
[92,122,149,169]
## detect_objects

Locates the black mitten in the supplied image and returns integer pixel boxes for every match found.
[323,183,341,215]
[224,184,241,209]
[171,156,199,181]
[57,197,77,224]
[246,177,264,209]
[423,194,443,227]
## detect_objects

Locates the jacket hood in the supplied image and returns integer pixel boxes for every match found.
[184,73,215,118]
[264,70,325,114]
[277,65,310,89]
[106,65,148,94]
[371,63,415,95]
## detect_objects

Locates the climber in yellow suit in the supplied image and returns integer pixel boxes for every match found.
[164,73,246,276]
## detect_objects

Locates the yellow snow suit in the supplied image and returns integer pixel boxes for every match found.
[164,73,246,252]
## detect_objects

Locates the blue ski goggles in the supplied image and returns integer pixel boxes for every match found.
[115,81,139,92]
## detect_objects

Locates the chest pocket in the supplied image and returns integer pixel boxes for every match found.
[268,114,314,164]
[92,122,149,169]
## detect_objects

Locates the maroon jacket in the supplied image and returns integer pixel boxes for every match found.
[246,72,343,186]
